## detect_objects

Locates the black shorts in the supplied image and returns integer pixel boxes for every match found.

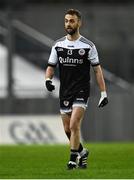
[60,89,89,114]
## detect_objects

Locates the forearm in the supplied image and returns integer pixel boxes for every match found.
[45,66,55,80]
[45,66,55,91]
[93,65,108,107]
[93,65,106,92]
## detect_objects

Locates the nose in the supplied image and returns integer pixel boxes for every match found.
[66,23,70,27]
[66,21,71,26]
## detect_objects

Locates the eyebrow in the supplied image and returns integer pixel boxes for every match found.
[65,18,75,21]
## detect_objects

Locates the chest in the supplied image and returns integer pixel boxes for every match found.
[56,47,89,59]
[56,47,90,67]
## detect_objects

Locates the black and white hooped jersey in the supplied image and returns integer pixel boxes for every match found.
[48,35,100,97]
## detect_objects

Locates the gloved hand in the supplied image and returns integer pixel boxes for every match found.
[45,78,55,92]
[98,91,108,108]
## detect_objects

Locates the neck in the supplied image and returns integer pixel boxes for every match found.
[67,31,80,41]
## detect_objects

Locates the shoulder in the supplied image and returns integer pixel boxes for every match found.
[79,36,95,47]
[53,36,66,46]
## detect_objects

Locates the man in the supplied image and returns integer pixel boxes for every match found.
[45,9,108,170]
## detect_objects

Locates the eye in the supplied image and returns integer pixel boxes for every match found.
[65,19,68,23]
[70,19,75,23]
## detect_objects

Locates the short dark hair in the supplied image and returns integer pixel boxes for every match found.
[65,9,82,20]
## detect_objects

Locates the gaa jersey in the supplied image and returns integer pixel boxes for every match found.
[48,35,100,98]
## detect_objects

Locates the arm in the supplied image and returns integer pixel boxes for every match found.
[45,66,55,91]
[45,44,58,92]
[45,66,55,92]
[89,43,108,107]
[45,66,55,80]
[93,65,108,107]
[93,65,106,92]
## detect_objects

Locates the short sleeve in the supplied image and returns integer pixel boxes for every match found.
[88,45,100,66]
[48,45,58,67]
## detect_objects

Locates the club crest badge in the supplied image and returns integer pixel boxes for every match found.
[63,101,69,106]
[78,49,85,56]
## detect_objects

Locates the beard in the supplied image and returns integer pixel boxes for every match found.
[65,27,77,35]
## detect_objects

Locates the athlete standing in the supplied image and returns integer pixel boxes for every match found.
[45,9,108,169]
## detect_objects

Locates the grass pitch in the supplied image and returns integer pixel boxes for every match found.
[0,143,134,179]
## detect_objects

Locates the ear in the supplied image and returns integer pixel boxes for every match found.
[78,20,82,28]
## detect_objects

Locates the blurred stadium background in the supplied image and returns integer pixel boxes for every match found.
[0,0,134,145]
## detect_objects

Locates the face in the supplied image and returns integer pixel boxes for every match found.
[65,14,81,35]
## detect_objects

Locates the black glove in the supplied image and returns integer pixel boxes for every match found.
[98,91,108,108]
[45,79,55,92]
